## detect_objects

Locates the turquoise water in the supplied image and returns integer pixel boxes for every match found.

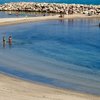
[0,0,100,5]
[0,19,100,95]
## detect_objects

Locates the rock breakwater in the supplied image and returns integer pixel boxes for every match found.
[0,2,100,15]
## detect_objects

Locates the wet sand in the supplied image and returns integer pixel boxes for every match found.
[0,74,100,100]
[0,14,100,26]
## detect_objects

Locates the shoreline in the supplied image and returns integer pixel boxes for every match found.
[0,14,100,26]
[0,73,100,100]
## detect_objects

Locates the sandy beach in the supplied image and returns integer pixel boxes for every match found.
[0,13,100,100]
[0,14,100,26]
[0,74,99,100]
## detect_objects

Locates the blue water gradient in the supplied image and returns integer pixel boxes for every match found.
[0,0,100,5]
[0,19,100,95]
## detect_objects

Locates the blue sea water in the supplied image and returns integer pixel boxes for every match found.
[0,0,100,5]
[0,18,100,95]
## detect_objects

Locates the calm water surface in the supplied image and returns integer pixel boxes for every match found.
[0,19,100,95]
[0,11,51,18]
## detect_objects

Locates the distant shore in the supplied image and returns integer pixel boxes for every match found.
[0,14,100,26]
[0,2,100,26]
[0,73,100,100]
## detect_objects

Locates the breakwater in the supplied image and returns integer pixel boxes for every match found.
[0,2,100,15]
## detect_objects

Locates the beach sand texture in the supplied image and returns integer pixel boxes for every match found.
[0,74,100,100]
[0,14,100,26]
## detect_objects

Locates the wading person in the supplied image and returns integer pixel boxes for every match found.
[3,36,6,48]
[8,35,12,46]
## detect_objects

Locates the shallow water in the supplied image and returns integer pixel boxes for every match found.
[0,11,51,18]
[0,19,100,95]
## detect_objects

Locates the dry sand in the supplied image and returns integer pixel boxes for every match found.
[0,14,100,26]
[0,74,100,100]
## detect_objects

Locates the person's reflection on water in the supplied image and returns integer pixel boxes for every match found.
[99,23,100,28]
[67,19,74,26]
[59,19,65,23]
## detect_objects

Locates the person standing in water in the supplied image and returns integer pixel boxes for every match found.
[8,35,12,46]
[3,35,6,48]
